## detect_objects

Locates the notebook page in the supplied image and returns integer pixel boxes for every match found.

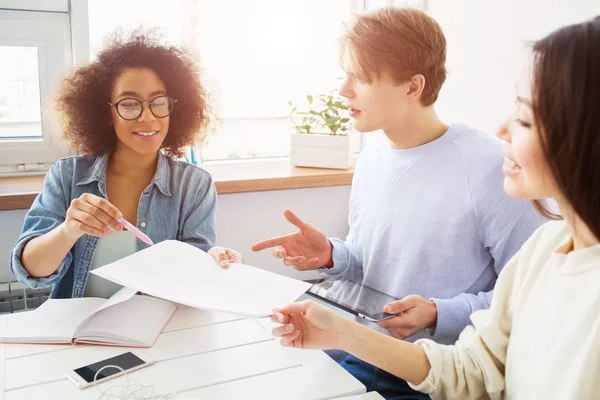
[74,295,175,345]
[90,286,138,314]
[91,240,310,317]
[1,298,104,343]
[75,286,138,331]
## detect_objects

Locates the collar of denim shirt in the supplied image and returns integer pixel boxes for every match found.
[75,151,172,197]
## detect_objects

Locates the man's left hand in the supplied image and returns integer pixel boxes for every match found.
[377,295,438,339]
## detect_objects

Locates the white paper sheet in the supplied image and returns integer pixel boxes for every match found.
[91,240,311,317]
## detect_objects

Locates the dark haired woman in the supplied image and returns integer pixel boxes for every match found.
[270,17,600,400]
[10,31,241,299]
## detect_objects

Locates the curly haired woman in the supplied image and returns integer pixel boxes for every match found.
[10,30,241,299]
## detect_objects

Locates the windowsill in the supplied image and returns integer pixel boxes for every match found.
[0,157,355,211]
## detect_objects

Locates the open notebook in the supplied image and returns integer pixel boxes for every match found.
[0,287,175,347]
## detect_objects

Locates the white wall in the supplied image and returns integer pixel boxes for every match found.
[0,185,351,283]
[430,0,600,135]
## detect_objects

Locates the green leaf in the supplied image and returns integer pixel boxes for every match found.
[290,87,350,133]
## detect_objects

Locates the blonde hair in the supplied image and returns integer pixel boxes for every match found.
[340,7,447,106]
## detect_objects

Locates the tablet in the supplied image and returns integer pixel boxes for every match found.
[306,279,401,321]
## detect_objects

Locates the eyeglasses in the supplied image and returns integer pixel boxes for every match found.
[107,96,177,121]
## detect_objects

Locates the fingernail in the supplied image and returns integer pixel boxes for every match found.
[115,213,123,219]
[285,324,293,332]
[385,306,393,313]
[276,313,284,323]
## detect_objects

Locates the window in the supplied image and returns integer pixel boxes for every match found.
[0,8,72,174]
[0,46,42,139]
[0,0,420,174]
[88,0,363,161]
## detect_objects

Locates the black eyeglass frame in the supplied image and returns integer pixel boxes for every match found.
[107,96,178,120]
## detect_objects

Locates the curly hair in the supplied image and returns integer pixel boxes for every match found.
[56,29,213,158]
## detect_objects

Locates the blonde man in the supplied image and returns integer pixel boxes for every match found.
[253,8,545,399]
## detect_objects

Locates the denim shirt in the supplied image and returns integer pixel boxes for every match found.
[10,152,217,299]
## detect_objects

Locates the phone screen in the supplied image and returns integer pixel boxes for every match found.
[74,352,146,383]
[307,279,400,320]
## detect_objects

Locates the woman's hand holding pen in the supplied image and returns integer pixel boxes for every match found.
[62,193,123,239]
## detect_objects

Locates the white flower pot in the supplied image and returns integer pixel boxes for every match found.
[290,133,352,169]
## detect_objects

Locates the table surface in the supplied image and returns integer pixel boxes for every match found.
[0,306,371,399]
[334,393,385,400]
[336,392,384,400]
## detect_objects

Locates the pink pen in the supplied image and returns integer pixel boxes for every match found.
[117,218,154,245]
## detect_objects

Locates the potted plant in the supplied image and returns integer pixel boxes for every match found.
[289,91,352,169]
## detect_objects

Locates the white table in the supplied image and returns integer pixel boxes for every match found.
[0,306,369,399]
[335,393,385,400]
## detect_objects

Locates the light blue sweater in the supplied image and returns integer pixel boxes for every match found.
[320,124,546,344]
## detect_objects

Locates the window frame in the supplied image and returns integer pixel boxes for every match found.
[0,7,74,174]
[0,0,68,12]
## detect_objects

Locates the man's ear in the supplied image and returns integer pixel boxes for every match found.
[406,74,426,102]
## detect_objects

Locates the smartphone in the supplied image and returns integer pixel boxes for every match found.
[65,351,153,389]
[307,279,401,322]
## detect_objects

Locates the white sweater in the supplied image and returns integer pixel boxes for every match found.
[410,221,600,399]
[322,124,545,343]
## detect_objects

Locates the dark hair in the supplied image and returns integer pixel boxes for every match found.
[531,16,600,240]
[56,28,213,158]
